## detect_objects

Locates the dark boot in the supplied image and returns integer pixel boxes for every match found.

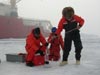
[26,61,34,67]
[45,61,49,64]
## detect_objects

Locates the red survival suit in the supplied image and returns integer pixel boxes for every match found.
[48,33,64,61]
[25,31,47,66]
[56,15,84,35]
[56,15,84,61]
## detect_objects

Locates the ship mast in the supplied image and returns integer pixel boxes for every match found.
[10,0,21,8]
[10,0,16,8]
[9,0,21,17]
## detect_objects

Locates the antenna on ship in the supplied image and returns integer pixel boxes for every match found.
[9,0,21,17]
[10,0,21,8]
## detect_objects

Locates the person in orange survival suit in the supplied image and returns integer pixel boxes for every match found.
[25,27,48,67]
[55,7,84,66]
[48,27,64,61]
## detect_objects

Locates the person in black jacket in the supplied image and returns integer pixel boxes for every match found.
[55,7,85,66]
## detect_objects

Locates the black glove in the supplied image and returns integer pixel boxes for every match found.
[36,50,44,56]
[26,61,34,67]
[45,61,49,64]
[45,42,49,47]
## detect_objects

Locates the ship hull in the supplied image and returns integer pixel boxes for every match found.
[0,16,50,39]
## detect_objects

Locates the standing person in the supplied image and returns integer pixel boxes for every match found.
[55,7,84,66]
[25,27,48,67]
[48,27,64,61]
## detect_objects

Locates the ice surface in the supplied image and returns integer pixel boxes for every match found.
[0,34,100,75]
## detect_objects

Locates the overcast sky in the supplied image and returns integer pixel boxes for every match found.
[1,0,100,36]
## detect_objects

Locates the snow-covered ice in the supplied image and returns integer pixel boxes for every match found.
[0,34,100,75]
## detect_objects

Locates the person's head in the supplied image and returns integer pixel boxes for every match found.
[62,7,74,20]
[32,27,40,38]
[51,27,57,33]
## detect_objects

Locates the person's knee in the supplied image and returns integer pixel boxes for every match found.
[75,49,82,54]
[75,44,83,51]
[63,48,71,54]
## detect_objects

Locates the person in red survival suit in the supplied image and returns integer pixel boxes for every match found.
[54,7,85,66]
[25,27,48,67]
[48,27,64,61]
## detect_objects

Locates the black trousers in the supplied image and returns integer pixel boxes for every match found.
[63,30,83,61]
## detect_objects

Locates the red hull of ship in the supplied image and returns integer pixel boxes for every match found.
[0,16,48,39]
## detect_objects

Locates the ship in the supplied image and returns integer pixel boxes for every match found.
[0,0,52,39]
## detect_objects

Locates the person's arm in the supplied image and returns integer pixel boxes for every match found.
[74,15,85,29]
[40,33,48,52]
[56,17,66,35]
[40,33,47,45]
[47,33,52,43]
[59,35,64,50]
[26,34,38,52]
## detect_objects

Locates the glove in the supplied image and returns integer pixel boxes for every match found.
[45,42,49,47]
[45,61,49,64]
[36,50,44,56]
[26,61,34,67]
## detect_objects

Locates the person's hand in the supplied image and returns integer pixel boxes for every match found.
[36,50,44,56]
[77,25,81,29]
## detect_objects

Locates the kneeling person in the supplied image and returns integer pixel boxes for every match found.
[25,27,48,67]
